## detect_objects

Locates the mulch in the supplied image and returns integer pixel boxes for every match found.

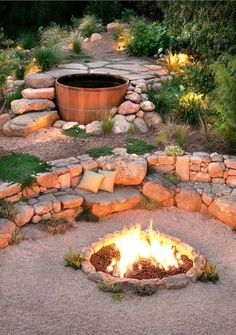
[90,244,193,280]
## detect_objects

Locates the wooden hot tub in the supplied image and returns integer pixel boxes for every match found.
[55,73,129,124]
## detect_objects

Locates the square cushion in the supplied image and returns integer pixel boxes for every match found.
[98,169,117,193]
[78,170,104,193]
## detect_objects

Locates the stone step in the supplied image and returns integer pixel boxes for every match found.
[3,110,59,137]
[77,187,141,217]
[22,87,55,100]
[11,98,55,115]
[25,73,55,88]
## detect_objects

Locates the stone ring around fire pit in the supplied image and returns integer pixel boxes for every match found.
[81,226,206,290]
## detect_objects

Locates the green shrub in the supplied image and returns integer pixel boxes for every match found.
[157,121,188,147]
[35,45,64,71]
[40,23,68,47]
[210,55,236,146]
[165,145,184,157]
[18,31,39,49]
[0,200,16,221]
[64,247,83,270]
[86,146,113,158]
[175,125,189,148]
[5,84,25,109]
[101,116,114,134]
[71,31,83,54]
[98,279,122,293]
[75,210,99,222]
[126,138,155,155]
[128,20,175,57]
[197,260,219,284]
[79,15,99,37]
[71,16,81,29]
[85,0,120,24]
[121,8,137,23]
[112,292,125,301]
[0,153,50,186]
[63,126,90,139]
[10,228,24,245]
[133,284,157,296]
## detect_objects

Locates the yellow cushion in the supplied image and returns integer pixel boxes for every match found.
[78,170,104,193]
[98,169,117,193]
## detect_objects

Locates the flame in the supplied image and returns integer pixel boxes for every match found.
[107,222,182,278]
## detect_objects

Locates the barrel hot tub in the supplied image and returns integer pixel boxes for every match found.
[55,73,129,124]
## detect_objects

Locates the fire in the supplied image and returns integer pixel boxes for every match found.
[107,222,183,278]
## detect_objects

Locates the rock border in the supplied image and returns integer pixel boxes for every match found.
[81,231,206,290]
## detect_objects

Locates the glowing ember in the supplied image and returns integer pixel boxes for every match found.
[106,222,183,278]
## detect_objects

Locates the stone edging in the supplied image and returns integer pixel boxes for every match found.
[81,231,206,290]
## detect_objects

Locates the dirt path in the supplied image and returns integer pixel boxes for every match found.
[1,208,236,335]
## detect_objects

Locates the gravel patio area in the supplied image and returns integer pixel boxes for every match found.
[1,208,236,335]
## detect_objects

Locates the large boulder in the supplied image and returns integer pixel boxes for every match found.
[209,195,236,227]
[142,174,175,207]
[0,219,16,249]
[97,154,147,185]
[14,202,34,227]
[118,101,140,115]
[144,112,162,129]
[11,98,55,115]
[79,188,141,217]
[175,186,202,212]
[22,87,55,100]
[3,110,59,137]
[113,115,130,134]
[25,73,55,88]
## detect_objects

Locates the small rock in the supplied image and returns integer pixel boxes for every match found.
[90,33,103,42]
[134,118,148,133]
[85,121,102,135]
[62,122,79,130]
[136,110,144,118]
[208,162,225,178]
[107,22,122,32]
[53,120,66,128]
[125,92,141,104]
[113,115,130,134]
[140,101,155,112]
[118,100,140,115]
[125,115,136,122]
[136,82,147,92]
[0,113,11,129]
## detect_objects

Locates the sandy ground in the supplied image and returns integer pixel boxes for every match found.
[1,208,236,335]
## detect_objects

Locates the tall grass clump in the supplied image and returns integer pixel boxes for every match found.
[40,23,68,47]
[34,45,64,71]
[101,116,114,134]
[79,15,99,37]
[18,31,39,49]
[70,31,83,54]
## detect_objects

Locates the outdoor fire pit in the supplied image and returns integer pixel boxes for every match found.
[81,223,206,290]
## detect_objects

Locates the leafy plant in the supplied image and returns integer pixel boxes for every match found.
[163,172,181,185]
[41,217,72,234]
[210,54,236,146]
[63,125,90,139]
[0,200,16,221]
[79,15,99,37]
[86,146,113,158]
[98,279,122,293]
[0,153,50,186]
[175,125,189,148]
[101,116,114,134]
[70,30,83,54]
[197,260,219,284]
[112,292,125,301]
[18,31,39,49]
[165,145,184,157]
[126,137,155,155]
[133,284,157,296]
[75,210,99,222]
[64,247,83,270]
[10,228,24,245]
[34,45,64,71]
[116,28,132,50]
[5,83,25,109]
[165,52,191,74]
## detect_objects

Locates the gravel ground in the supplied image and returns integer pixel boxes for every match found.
[1,208,236,335]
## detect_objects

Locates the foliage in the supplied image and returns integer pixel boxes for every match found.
[163,172,181,185]
[156,121,189,147]
[0,153,50,186]
[41,217,72,234]
[116,28,132,50]
[18,31,39,49]
[10,228,24,245]
[40,23,68,47]
[165,145,184,157]
[75,210,99,223]
[5,84,25,109]
[127,123,136,134]
[135,196,159,210]
[101,116,114,134]
[133,284,157,296]
[121,8,137,23]
[0,27,14,48]
[175,125,189,148]
[63,125,90,139]
[98,279,122,293]
[34,45,65,71]
[71,16,81,29]
[0,200,16,221]
[210,55,236,146]
[79,15,99,37]
[86,146,113,158]
[128,20,175,57]
[126,138,155,155]
[197,260,219,284]
[64,247,83,270]
[0,50,14,89]
[85,0,121,24]
[112,292,125,301]
[165,52,191,74]
[70,30,83,54]
[162,0,236,62]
